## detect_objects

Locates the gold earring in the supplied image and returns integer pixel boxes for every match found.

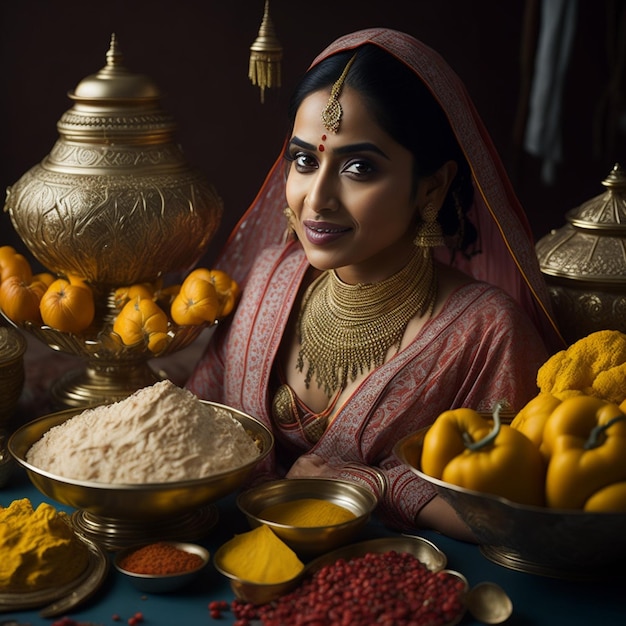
[283,206,296,240]
[414,203,444,248]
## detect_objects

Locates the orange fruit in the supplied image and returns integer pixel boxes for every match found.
[170,273,220,326]
[177,267,239,319]
[0,249,32,284]
[32,272,56,288]
[0,245,18,263]
[113,296,169,353]
[207,269,240,317]
[113,283,155,309]
[0,275,47,324]
[154,283,181,307]
[39,278,95,334]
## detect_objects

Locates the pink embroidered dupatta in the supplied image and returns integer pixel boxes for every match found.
[213,28,564,353]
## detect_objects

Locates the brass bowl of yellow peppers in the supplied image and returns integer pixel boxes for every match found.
[394,330,626,580]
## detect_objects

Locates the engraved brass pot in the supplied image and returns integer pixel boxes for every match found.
[535,163,626,345]
[2,36,223,407]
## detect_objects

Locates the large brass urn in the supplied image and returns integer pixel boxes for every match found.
[535,163,626,344]
[3,35,223,407]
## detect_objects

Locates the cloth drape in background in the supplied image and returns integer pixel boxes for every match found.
[524,0,579,184]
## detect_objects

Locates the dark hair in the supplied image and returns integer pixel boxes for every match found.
[287,45,477,256]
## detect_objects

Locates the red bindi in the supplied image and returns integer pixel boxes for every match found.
[318,134,327,152]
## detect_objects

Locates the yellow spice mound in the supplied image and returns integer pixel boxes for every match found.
[0,498,89,592]
[218,525,304,583]
[537,329,626,404]
[260,498,356,527]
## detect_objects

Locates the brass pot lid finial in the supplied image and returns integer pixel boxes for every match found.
[71,33,160,101]
[57,34,174,144]
[566,163,626,233]
[536,163,626,287]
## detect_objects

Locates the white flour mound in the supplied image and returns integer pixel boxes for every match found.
[26,380,261,483]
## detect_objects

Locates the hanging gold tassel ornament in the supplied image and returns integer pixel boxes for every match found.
[249,0,282,103]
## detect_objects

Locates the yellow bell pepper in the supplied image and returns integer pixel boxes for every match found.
[510,392,562,454]
[584,481,626,513]
[421,404,546,506]
[541,396,626,509]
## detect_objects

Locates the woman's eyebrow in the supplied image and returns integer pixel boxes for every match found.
[334,142,389,159]
[289,136,316,150]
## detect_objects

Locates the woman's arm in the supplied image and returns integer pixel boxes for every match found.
[417,496,476,543]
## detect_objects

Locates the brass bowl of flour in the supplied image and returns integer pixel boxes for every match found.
[8,401,273,550]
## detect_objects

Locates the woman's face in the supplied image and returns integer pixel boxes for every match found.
[285,86,426,284]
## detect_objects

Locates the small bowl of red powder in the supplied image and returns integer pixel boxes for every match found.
[114,541,210,593]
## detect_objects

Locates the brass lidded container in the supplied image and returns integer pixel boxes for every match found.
[2,35,223,407]
[0,326,27,427]
[535,163,626,344]
[0,326,26,486]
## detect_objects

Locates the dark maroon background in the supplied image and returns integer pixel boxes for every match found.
[0,1,621,268]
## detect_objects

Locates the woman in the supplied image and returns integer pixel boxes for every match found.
[187,29,564,540]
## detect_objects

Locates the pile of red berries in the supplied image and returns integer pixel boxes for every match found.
[210,549,466,626]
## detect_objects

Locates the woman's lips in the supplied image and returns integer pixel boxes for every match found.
[303,220,351,245]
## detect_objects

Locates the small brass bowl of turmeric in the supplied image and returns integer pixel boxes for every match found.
[213,524,307,605]
[237,478,378,558]
[113,541,210,593]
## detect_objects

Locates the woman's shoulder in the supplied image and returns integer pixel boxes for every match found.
[433,265,546,349]
[436,263,527,312]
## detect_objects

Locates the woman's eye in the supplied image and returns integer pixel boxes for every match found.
[294,152,317,170]
[343,159,375,177]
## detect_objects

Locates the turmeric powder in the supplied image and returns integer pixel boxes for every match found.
[0,498,89,592]
[217,525,304,583]
[259,498,356,527]
[537,330,626,404]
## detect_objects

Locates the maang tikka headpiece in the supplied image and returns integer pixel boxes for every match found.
[321,53,357,133]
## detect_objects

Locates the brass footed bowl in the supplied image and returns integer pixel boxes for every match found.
[8,401,274,549]
[0,309,214,408]
[394,428,626,579]
[237,478,379,558]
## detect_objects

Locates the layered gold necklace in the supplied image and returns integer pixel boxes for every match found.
[297,250,437,397]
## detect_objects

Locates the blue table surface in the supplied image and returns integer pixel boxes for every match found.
[1,465,625,626]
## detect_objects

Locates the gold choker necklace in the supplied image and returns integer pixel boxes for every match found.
[297,250,437,397]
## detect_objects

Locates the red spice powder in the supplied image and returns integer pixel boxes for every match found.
[119,542,204,575]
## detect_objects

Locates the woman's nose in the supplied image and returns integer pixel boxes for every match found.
[304,170,340,213]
